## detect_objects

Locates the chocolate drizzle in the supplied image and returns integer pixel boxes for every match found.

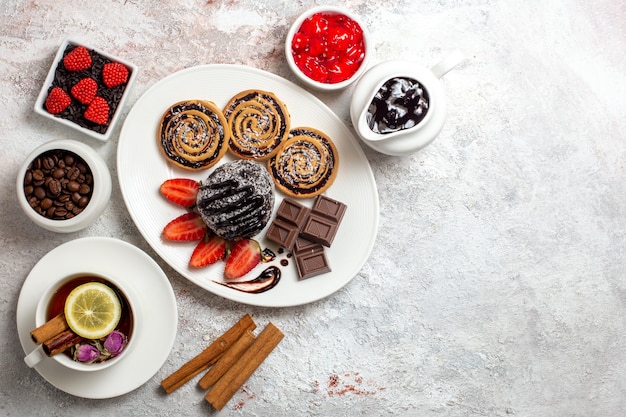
[214,266,281,293]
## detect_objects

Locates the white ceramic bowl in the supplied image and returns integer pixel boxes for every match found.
[285,6,370,91]
[16,139,112,233]
[26,272,140,372]
[34,37,138,141]
[350,52,464,156]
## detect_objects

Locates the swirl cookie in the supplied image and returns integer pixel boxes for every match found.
[267,127,338,198]
[223,90,290,160]
[159,100,229,170]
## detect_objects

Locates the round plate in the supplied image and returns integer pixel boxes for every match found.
[16,237,177,399]
[117,64,379,307]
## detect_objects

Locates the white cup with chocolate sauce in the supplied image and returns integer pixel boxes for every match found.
[350,51,463,156]
[24,272,139,371]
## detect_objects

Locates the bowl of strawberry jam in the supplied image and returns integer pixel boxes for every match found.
[286,6,370,91]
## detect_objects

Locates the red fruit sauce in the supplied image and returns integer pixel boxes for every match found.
[291,11,366,84]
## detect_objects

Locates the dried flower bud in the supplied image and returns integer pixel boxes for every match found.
[103,330,127,357]
[74,343,100,363]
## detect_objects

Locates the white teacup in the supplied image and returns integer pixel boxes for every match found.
[24,272,139,372]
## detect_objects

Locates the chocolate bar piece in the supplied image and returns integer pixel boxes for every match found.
[295,246,331,280]
[300,196,347,247]
[266,199,311,250]
[276,198,309,226]
[300,213,338,247]
[312,195,347,223]
[266,218,299,250]
[292,234,320,254]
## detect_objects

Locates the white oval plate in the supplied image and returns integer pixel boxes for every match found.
[117,64,379,307]
[16,237,177,399]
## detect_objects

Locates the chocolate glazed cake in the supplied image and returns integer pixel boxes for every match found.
[196,160,274,240]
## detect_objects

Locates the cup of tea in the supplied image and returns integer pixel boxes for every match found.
[24,272,139,371]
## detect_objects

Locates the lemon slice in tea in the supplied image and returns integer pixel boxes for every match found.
[64,282,122,339]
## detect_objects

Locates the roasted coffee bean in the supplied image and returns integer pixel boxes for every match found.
[66,166,80,181]
[32,169,44,182]
[34,187,46,199]
[48,179,62,196]
[67,180,80,192]
[40,198,53,210]
[42,156,56,170]
[52,168,65,179]
[22,149,94,221]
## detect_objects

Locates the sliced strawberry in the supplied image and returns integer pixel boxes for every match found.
[102,62,129,88]
[162,212,206,241]
[84,96,110,125]
[71,77,98,104]
[224,239,262,280]
[63,46,92,71]
[45,87,71,114]
[190,235,226,268]
[160,178,200,207]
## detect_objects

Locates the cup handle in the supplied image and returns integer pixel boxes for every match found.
[24,345,47,368]
[430,50,464,79]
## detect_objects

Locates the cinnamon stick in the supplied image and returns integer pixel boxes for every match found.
[42,329,83,356]
[197,330,256,390]
[205,322,284,410]
[30,312,69,344]
[161,314,256,394]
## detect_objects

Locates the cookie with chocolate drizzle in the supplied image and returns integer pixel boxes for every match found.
[268,127,338,198]
[158,100,230,170]
[223,90,290,161]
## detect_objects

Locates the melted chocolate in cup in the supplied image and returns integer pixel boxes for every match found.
[366,77,430,134]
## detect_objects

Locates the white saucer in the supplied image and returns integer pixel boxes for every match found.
[16,237,177,399]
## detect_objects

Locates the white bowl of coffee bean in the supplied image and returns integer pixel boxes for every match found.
[17,139,111,233]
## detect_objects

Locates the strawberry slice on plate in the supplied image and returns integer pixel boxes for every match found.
[162,212,206,241]
[160,178,200,208]
[190,235,226,268]
[224,238,263,280]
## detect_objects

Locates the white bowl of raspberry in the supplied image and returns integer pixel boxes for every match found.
[34,38,138,141]
[285,6,370,91]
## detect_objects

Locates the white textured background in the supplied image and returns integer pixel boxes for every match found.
[1,0,625,416]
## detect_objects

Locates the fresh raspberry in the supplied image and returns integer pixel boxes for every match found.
[63,46,92,71]
[70,77,98,104]
[44,87,71,114]
[84,96,110,125]
[102,62,129,88]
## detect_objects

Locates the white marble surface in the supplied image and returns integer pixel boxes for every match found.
[1,0,625,416]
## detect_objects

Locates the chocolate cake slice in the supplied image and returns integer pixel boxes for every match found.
[196,160,274,240]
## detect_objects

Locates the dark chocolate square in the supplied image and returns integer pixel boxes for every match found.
[276,198,310,226]
[293,235,321,254]
[311,195,347,224]
[266,218,299,250]
[295,247,331,280]
[300,213,338,247]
